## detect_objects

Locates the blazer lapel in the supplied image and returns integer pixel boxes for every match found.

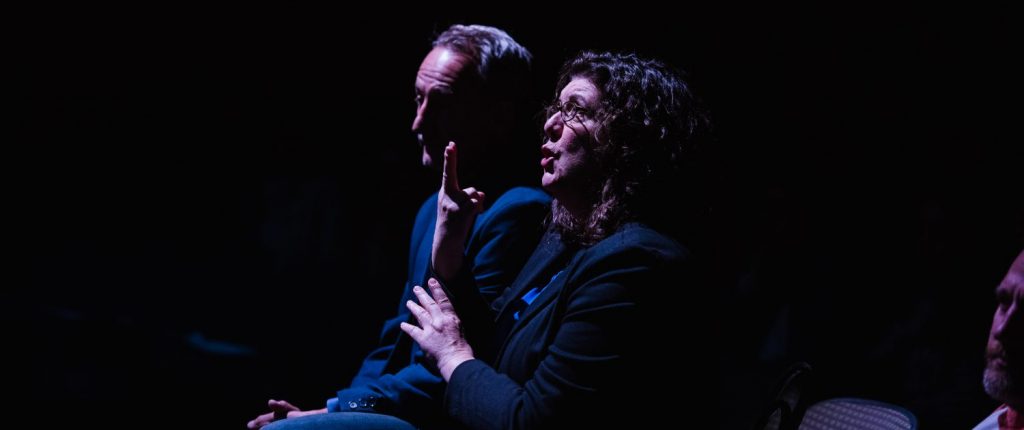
[493,233,576,359]
[493,231,570,332]
[504,265,569,333]
[493,230,566,318]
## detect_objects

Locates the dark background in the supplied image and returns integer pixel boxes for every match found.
[13,5,1022,429]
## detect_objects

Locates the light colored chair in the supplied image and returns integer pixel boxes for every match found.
[798,397,917,430]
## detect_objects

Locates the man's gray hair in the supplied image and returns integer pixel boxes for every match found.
[433,24,532,100]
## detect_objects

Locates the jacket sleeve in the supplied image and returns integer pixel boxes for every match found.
[446,188,551,358]
[444,240,684,430]
[465,188,552,304]
[329,196,438,416]
[330,190,550,423]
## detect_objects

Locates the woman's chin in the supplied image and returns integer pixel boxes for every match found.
[541,174,558,191]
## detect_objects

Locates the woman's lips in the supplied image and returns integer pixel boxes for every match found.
[541,156,554,170]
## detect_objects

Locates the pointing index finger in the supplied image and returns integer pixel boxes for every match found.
[442,142,459,194]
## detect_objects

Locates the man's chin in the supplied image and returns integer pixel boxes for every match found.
[984,366,1022,403]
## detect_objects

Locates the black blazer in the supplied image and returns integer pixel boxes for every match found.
[444,223,706,429]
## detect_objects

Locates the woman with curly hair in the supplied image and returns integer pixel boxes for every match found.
[402,51,713,429]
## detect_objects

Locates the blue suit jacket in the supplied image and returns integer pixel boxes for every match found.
[444,223,708,429]
[329,187,550,427]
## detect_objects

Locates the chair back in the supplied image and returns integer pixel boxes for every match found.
[797,397,917,430]
[755,361,814,430]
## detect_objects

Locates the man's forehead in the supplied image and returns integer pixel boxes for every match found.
[997,261,1024,294]
[417,47,474,87]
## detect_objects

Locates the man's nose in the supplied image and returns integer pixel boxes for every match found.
[412,101,428,133]
[994,300,1020,341]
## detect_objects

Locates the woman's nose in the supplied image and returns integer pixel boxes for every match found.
[543,111,561,142]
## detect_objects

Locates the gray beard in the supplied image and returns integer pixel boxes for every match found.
[984,366,1023,409]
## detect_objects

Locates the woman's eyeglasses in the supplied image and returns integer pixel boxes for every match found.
[547,100,591,123]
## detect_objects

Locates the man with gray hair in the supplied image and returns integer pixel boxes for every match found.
[248,24,549,430]
[974,249,1023,429]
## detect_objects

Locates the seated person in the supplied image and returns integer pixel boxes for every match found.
[975,249,1023,429]
[249,24,549,430]
[403,51,714,429]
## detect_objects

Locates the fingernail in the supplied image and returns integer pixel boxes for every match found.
[413,286,423,292]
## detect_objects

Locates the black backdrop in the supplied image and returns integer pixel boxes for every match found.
[13,5,1022,429]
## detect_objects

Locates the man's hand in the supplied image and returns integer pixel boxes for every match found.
[247,399,326,429]
[432,142,485,281]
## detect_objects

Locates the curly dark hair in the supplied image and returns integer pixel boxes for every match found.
[549,51,711,246]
